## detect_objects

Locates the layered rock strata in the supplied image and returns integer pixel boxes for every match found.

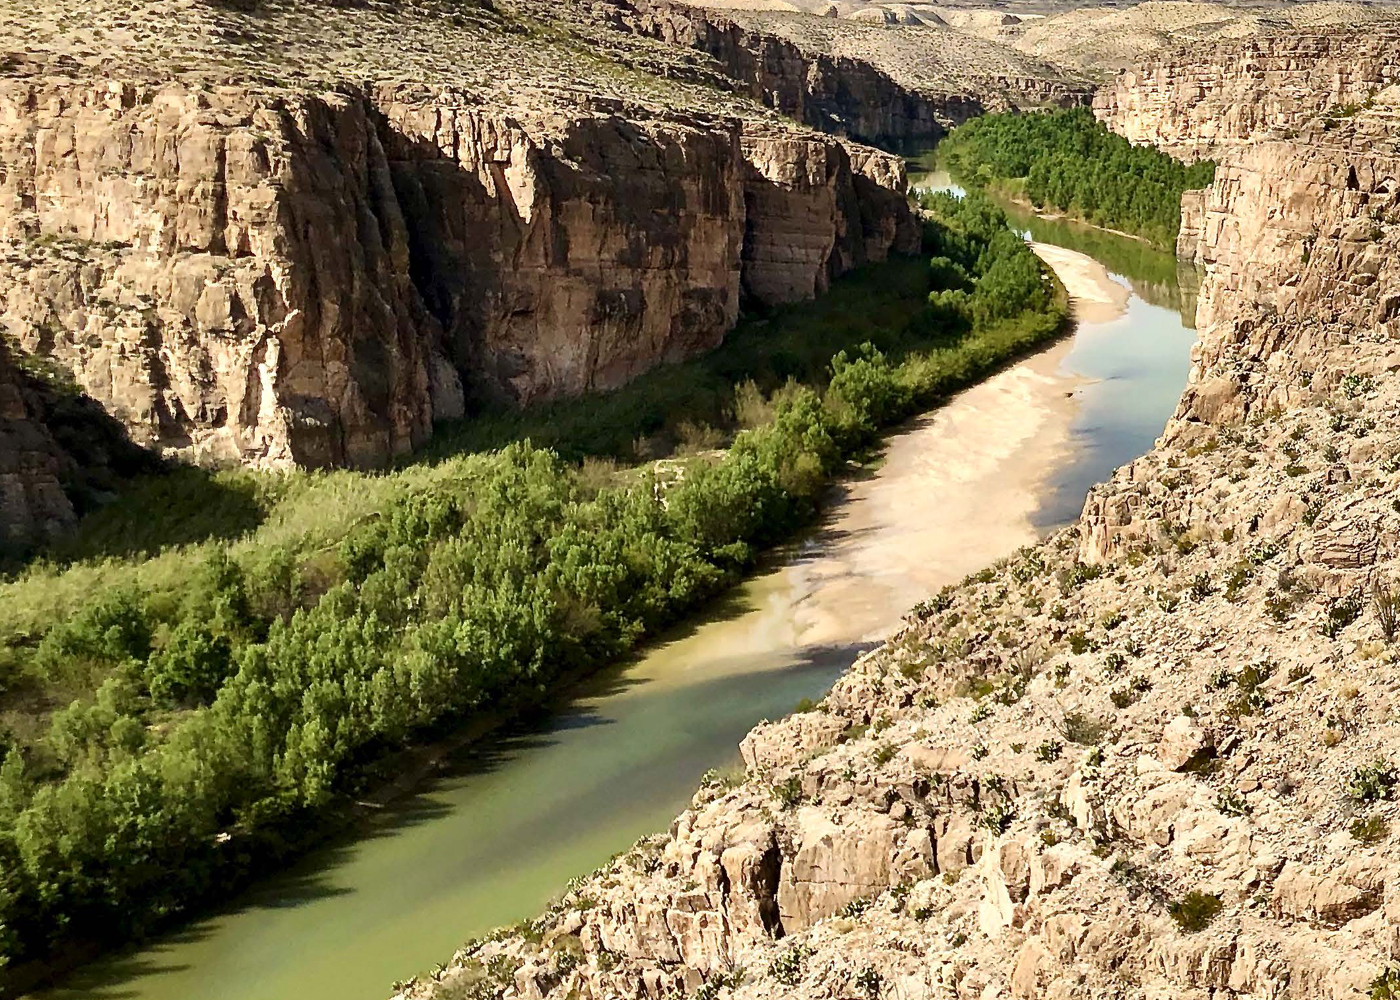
[1095,30,1400,161]
[393,89,1400,1000]
[635,2,1091,146]
[0,4,918,470]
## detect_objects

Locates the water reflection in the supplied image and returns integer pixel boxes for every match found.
[905,152,1197,529]
[34,150,1200,1000]
[907,153,1201,327]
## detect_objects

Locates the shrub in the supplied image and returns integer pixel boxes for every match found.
[1216,790,1251,817]
[1264,590,1296,622]
[840,897,872,918]
[772,776,804,810]
[145,620,234,707]
[1035,740,1063,763]
[980,800,1016,834]
[1347,759,1399,802]
[769,946,812,987]
[1375,580,1399,643]
[1061,712,1109,746]
[1373,966,1400,1000]
[1169,891,1223,932]
[827,344,912,440]
[1323,591,1364,638]
[1351,814,1389,845]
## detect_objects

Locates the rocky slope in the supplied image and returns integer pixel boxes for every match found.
[684,1,1400,83]
[0,0,942,473]
[642,4,1091,144]
[1095,27,1400,160]
[390,83,1400,1000]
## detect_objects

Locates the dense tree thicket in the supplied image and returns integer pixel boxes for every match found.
[937,108,1216,250]
[0,194,1065,988]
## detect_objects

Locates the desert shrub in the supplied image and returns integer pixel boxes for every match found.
[1061,711,1109,746]
[1374,580,1400,642]
[1347,759,1400,802]
[1374,967,1400,1000]
[1035,740,1063,763]
[1169,891,1223,932]
[1323,591,1365,638]
[769,945,812,987]
[772,776,804,810]
[1351,814,1389,845]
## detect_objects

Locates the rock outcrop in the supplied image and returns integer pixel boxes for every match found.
[1095,30,1400,161]
[0,341,74,554]
[391,71,1400,1000]
[635,2,1090,146]
[0,0,928,472]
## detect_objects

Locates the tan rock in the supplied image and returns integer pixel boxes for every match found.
[1158,716,1214,772]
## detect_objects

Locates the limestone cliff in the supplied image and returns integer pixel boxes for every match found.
[0,0,920,471]
[633,2,1091,146]
[392,83,1400,1000]
[1085,95,1400,566]
[1095,29,1400,161]
[0,341,73,555]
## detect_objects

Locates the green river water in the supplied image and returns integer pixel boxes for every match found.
[34,162,1199,1000]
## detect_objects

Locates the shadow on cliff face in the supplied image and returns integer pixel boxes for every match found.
[0,346,180,570]
[38,467,277,565]
[0,347,289,570]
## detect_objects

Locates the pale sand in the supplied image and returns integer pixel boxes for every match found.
[774,242,1131,648]
[1032,241,1132,324]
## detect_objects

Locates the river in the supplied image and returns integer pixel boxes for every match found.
[33,165,1198,1000]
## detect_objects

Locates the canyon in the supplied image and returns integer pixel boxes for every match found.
[389,30,1400,1000]
[0,76,914,472]
[7,3,1400,999]
[1095,28,1400,159]
[0,0,1090,555]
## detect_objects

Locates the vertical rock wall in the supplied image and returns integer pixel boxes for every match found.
[0,79,916,472]
[0,81,446,469]
[1094,31,1400,161]
[0,341,74,555]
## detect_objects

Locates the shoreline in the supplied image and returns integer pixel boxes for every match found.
[1031,242,1133,324]
[25,245,1130,1000]
[780,241,1130,647]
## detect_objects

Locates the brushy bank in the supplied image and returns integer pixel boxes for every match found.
[937,108,1216,250]
[0,193,1067,991]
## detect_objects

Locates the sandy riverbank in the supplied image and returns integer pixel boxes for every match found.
[781,241,1132,646]
[1033,242,1133,323]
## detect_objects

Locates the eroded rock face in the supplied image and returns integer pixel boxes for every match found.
[0,81,448,469]
[0,75,914,469]
[0,341,74,554]
[633,1,1090,146]
[1095,30,1400,161]
[1082,108,1400,565]
[391,73,1400,1000]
